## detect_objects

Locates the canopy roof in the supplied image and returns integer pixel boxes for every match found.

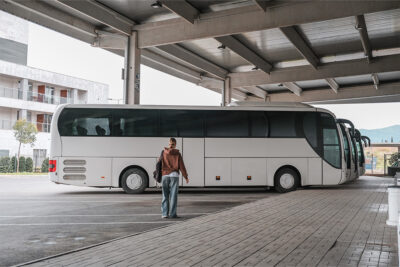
[1,0,399,103]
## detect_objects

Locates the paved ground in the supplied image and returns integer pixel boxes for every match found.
[0,176,274,266]
[25,177,398,267]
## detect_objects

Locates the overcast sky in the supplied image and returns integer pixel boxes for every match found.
[27,22,400,130]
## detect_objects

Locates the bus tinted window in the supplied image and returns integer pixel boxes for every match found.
[160,110,204,137]
[249,112,268,137]
[116,109,158,137]
[160,110,179,137]
[58,109,111,136]
[206,111,248,137]
[321,113,341,168]
[177,110,204,137]
[269,112,297,137]
[303,112,318,149]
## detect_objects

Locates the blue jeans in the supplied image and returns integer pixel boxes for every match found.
[161,176,179,217]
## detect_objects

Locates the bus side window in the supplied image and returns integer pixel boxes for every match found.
[177,110,204,137]
[302,112,318,149]
[249,111,268,137]
[206,111,248,137]
[269,112,297,137]
[119,109,158,137]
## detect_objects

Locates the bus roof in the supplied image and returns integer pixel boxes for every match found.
[61,103,319,112]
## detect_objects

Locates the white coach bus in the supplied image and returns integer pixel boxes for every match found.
[49,103,347,194]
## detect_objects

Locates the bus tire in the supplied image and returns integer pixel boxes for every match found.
[121,168,148,194]
[274,168,299,193]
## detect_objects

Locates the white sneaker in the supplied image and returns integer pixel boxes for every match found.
[162,215,168,219]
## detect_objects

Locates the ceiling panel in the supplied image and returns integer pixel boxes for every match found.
[180,38,250,71]
[236,28,302,62]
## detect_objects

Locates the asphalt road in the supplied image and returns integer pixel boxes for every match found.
[0,175,276,266]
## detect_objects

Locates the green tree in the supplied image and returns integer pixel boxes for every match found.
[26,157,33,172]
[13,120,38,172]
[10,156,17,173]
[19,156,26,172]
[0,157,10,173]
[41,158,49,173]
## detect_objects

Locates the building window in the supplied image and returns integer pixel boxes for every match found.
[27,111,32,122]
[45,86,55,104]
[33,149,47,169]
[0,150,9,157]
[37,114,52,132]
[28,83,33,101]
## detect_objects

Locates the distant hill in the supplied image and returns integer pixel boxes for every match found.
[360,125,400,143]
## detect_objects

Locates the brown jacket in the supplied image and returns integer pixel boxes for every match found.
[161,148,188,178]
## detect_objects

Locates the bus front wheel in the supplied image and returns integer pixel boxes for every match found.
[121,168,148,194]
[274,168,299,193]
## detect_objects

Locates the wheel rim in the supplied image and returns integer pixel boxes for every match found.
[126,174,143,190]
[280,173,295,189]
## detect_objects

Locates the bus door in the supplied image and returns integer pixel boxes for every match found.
[339,124,351,182]
[350,136,359,180]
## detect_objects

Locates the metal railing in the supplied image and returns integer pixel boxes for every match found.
[0,119,51,132]
[0,86,73,105]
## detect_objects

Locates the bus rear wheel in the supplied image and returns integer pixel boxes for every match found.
[274,168,299,193]
[121,168,148,194]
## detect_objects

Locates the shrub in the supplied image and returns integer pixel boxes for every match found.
[18,156,26,172]
[25,157,33,172]
[389,152,400,167]
[10,156,17,173]
[0,157,11,173]
[41,158,49,173]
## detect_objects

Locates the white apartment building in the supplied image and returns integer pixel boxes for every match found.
[0,10,109,167]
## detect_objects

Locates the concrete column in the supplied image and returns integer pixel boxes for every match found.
[20,79,28,120]
[123,32,141,105]
[71,88,79,104]
[20,79,28,101]
[222,77,231,106]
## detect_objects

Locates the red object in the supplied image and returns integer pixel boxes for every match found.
[49,160,56,172]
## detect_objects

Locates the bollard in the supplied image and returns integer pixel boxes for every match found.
[387,173,400,226]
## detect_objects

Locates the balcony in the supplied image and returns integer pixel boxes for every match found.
[0,86,72,105]
[0,119,51,133]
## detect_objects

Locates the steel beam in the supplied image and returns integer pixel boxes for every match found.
[355,15,372,62]
[283,82,302,96]
[56,0,134,35]
[229,54,400,88]
[241,86,267,99]
[135,1,400,48]
[253,0,273,12]
[267,82,400,104]
[160,0,199,24]
[156,44,228,79]
[142,50,201,80]
[142,57,201,85]
[280,26,319,69]
[371,74,379,90]
[325,78,339,93]
[198,77,247,101]
[0,0,96,43]
[215,35,272,73]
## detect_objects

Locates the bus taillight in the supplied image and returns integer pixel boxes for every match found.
[49,160,57,172]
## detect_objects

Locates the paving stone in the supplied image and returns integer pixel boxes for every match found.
[27,177,398,267]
